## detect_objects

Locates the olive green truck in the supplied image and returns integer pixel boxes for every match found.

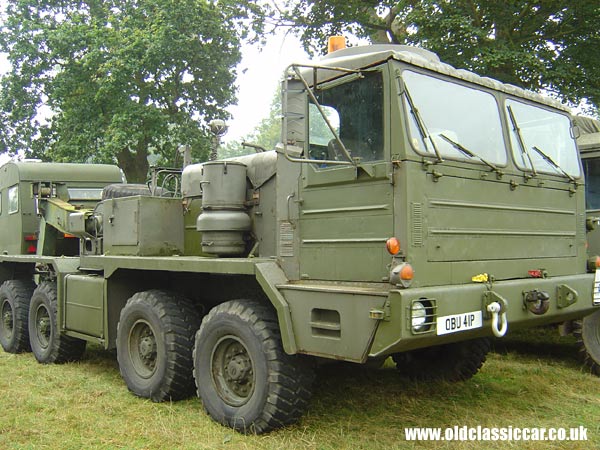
[573,115,600,375]
[1,44,599,433]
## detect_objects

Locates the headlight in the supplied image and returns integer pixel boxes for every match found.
[411,301,427,332]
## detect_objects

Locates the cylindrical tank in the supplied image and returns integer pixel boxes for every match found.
[196,161,251,256]
[200,161,247,208]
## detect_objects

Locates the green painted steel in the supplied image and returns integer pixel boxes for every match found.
[0,44,598,365]
[576,115,600,257]
[103,196,184,256]
[64,274,104,338]
[0,161,123,255]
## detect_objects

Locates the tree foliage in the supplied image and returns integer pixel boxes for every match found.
[276,1,600,113]
[0,0,265,181]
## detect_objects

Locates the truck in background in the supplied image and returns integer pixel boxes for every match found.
[0,41,599,433]
[572,115,600,375]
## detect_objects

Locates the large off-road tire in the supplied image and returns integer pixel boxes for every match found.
[28,282,86,363]
[573,310,600,376]
[0,279,35,353]
[116,290,201,402]
[102,183,152,200]
[392,338,491,382]
[193,300,315,434]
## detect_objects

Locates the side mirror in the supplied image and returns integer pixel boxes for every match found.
[281,77,307,151]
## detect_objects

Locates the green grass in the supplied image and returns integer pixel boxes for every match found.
[1,328,598,449]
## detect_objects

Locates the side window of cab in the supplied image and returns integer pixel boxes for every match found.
[8,185,19,214]
[308,71,384,166]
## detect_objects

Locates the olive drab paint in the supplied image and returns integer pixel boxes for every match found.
[1,44,599,433]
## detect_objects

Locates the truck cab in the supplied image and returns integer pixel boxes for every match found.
[276,45,593,358]
[0,161,124,256]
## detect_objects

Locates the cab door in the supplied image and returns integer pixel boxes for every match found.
[297,69,394,282]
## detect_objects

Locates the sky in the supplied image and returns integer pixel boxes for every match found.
[225,32,308,142]
[0,0,309,163]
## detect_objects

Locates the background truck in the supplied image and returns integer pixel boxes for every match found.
[572,115,600,375]
[1,42,599,434]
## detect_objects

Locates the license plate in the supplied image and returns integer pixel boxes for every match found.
[437,310,483,336]
[594,269,600,306]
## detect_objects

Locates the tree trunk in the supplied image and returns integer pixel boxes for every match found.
[116,146,149,183]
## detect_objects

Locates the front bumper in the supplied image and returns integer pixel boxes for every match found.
[369,273,598,357]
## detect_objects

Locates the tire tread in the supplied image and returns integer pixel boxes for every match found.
[392,338,490,382]
[573,314,600,376]
[194,300,314,434]
[0,279,35,353]
[29,282,86,364]
[116,289,201,402]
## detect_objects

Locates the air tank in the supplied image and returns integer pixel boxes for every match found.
[196,161,251,256]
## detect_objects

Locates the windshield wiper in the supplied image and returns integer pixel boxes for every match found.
[531,146,576,182]
[507,105,537,176]
[439,134,503,176]
[402,85,443,162]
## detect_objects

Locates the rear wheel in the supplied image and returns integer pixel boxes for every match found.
[116,290,201,401]
[0,279,35,353]
[392,338,490,382]
[28,282,86,363]
[573,310,600,376]
[193,300,314,434]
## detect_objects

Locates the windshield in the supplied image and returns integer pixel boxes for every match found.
[506,99,580,178]
[402,70,506,165]
[67,188,104,201]
[308,71,384,163]
[583,157,600,210]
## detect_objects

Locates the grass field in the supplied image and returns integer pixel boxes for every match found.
[0,328,598,449]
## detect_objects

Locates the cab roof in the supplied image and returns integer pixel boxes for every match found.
[297,44,569,112]
[574,115,600,152]
[0,161,123,185]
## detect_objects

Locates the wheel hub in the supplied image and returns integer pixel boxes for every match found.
[35,305,51,349]
[1,302,13,337]
[39,317,50,336]
[212,336,255,406]
[128,320,158,378]
[226,353,252,382]
[139,335,157,360]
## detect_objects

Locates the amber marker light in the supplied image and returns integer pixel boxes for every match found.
[399,263,414,281]
[390,262,414,288]
[586,255,600,272]
[328,36,346,54]
[386,237,401,256]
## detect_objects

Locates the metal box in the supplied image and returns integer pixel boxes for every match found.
[64,274,104,337]
[103,196,184,256]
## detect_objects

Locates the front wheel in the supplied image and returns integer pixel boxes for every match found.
[116,290,201,402]
[573,310,600,376]
[193,300,314,434]
[28,282,86,364]
[0,279,35,353]
[392,338,491,382]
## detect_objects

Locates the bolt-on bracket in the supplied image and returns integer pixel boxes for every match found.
[556,284,578,309]
[369,300,391,322]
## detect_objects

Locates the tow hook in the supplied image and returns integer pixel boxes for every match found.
[523,289,550,315]
[487,302,508,337]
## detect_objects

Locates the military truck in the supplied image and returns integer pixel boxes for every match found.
[1,42,599,434]
[572,115,600,375]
